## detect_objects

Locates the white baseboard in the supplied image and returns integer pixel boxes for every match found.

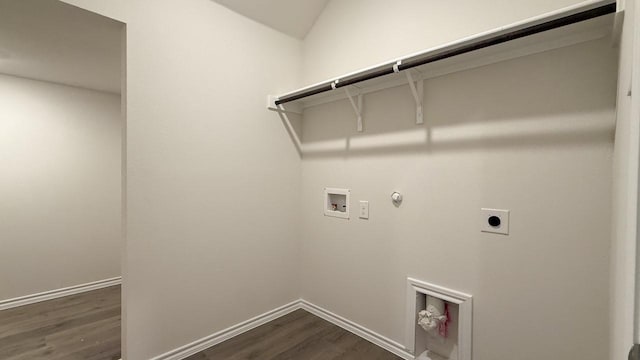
[150,300,301,360]
[299,300,414,360]
[151,298,414,360]
[5,283,411,359]
[0,276,122,311]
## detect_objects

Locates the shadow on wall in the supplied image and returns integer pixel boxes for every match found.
[281,39,617,159]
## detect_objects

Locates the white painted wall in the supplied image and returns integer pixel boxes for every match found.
[57,1,621,359]
[60,1,303,359]
[611,0,639,358]
[300,2,617,359]
[302,0,594,85]
[0,74,121,301]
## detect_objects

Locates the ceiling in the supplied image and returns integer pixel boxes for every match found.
[0,0,122,94]
[213,0,329,39]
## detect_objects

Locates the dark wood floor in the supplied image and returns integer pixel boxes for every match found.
[0,289,398,360]
[0,285,121,360]
[186,309,402,360]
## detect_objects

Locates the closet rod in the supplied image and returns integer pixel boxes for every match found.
[274,1,616,106]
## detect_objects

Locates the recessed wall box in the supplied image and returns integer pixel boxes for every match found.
[406,278,473,360]
[324,188,350,219]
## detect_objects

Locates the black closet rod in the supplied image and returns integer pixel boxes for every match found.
[275,2,616,106]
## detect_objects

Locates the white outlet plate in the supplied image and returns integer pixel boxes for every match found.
[480,208,509,235]
[359,201,369,219]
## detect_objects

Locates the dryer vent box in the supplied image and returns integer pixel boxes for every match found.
[324,188,350,219]
[406,278,473,360]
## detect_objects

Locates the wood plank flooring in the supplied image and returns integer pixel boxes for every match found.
[186,309,402,360]
[0,289,398,360]
[0,285,121,360]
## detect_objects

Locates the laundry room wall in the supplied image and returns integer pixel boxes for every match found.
[299,1,617,359]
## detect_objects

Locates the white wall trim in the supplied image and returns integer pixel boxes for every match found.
[0,276,122,311]
[150,300,301,360]
[299,300,414,360]
[150,298,415,360]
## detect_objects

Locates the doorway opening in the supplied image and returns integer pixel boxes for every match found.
[0,1,126,359]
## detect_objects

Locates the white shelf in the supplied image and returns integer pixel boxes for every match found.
[268,0,618,112]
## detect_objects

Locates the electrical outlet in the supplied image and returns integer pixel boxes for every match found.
[480,208,509,235]
[359,201,369,219]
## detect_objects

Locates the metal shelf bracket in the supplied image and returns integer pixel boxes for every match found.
[344,87,363,132]
[405,71,424,125]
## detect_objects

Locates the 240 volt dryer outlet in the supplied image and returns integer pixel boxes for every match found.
[480,208,509,235]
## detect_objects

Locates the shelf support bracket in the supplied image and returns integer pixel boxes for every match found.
[344,87,363,132]
[405,71,424,125]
